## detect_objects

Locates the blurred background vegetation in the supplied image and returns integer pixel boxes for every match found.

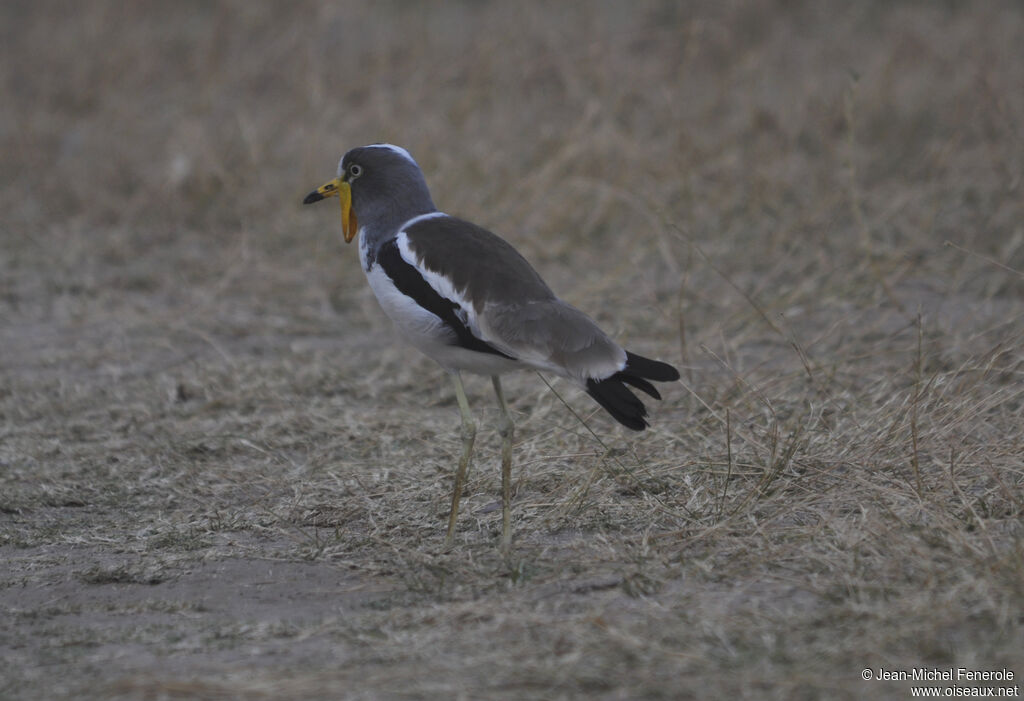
[4,1,1021,331]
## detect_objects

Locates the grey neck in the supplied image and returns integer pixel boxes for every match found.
[356,175,437,251]
[360,201,437,250]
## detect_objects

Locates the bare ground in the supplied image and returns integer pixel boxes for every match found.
[2,2,1023,699]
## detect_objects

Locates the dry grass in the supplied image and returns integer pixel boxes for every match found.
[2,1,1023,699]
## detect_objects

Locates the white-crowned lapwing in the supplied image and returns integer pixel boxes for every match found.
[304,144,679,547]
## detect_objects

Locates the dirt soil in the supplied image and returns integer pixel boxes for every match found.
[2,2,1023,699]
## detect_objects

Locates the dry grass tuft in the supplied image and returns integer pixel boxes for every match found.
[2,1,1023,699]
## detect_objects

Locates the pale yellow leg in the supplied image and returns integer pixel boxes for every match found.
[445,372,476,547]
[492,375,515,550]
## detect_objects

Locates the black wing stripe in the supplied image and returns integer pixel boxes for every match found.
[375,239,514,359]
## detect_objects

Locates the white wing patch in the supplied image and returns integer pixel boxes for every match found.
[394,227,486,342]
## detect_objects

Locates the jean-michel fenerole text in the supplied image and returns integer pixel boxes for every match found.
[873,668,1014,682]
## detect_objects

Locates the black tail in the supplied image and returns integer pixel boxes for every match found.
[585,352,681,431]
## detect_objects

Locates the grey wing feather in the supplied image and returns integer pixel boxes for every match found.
[479,299,626,383]
[404,216,626,382]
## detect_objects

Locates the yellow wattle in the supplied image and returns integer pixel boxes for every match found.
[340,181,356,243]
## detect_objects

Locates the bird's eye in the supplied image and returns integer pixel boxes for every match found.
[349,164,363,178]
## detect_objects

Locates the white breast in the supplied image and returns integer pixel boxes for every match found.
[364,263,455,344]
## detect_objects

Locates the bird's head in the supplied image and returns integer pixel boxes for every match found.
[303,144,434,243]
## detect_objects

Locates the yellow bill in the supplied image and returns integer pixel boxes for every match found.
[303,177,357,242]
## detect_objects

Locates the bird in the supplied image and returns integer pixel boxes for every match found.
[303,144,679,548]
